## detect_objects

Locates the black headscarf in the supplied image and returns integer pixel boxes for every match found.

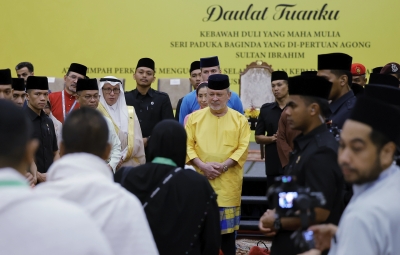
[148,119,186,168]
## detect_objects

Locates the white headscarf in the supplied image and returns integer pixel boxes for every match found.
[99,76,128,134]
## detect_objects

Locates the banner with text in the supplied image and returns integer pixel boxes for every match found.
[0,0,399,91]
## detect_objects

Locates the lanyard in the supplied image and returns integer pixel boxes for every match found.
[62,90,77,121]
[0,180,27,187]
[151,157,177,167]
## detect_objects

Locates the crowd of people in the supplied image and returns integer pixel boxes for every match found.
[0,53,399,255]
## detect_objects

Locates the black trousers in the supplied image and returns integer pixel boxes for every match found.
[220,233,236,255]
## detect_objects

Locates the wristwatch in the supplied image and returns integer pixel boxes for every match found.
[222,165,228,172]
[273,217,282,231]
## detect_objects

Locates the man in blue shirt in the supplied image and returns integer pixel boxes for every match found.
[179,56,243,124]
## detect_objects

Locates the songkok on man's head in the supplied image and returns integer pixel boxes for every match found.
[68,63,87,76]
[368,73,399,88]
[208,74,229,90]
[318,53,352,71]
[351,63,366,76]
[200,56,219,68]
[380,62,400,75]
[288,75,332,100]
[372,67,383,74]
[76,78,99,92]
[136,58,155,71]
[349,96,400,145]
[271,71,288,82]
[190,61,201,73]
[12,78,25,91]
[301,71,317,77]
[26,76,49,90]
[0,69,12,85]
[364,85,400,106]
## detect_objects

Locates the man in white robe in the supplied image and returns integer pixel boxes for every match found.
[300,95,400,255]
[35,107,159,255]
[98,76,145,167]
[0,100,113,255]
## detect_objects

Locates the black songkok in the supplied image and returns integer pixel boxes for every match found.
[350,96,400,145]
[271,71,288,82]
[26,76,49,90]
[318,53,352,71]
[364,85,400,106]
[301,71,317,77]
[200,56,219,68]
[372,67,383,74]
[288,75,332,100]
[12,78,25,91]
[0,69,12,85]
[68,63,87,76]
[368,73,399,88]
[190,61,201,73]
[76,78,99,92]
[208,74,229,90]
[136,58,155,71]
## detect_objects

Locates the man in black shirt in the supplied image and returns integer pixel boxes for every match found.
[259,75,344,255]
[255,71,289,191]
[24,76,59,183]
[125,58,174,149]
[317,53,356,129]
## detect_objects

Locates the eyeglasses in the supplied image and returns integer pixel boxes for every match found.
[102,88,120,94]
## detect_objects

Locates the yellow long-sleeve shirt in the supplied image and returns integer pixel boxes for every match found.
[185,108,250,207]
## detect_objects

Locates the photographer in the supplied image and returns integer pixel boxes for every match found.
[259,75,345,255]
[299,95,400,255]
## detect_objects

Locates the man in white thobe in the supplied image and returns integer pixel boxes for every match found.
[0,100,113,255]
[35,106,159,255]
[98,76,145,167]
[300,95,400,255]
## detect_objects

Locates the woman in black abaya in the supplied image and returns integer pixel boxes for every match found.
[115,120,220,255]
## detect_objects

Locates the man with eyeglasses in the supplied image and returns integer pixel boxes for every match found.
[98,76,145,168]
[49,63,87,123]
[75,78,122,172]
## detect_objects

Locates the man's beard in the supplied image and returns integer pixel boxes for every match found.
[343,157,383,185]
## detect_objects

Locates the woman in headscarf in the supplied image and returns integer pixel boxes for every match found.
[98,76,145,168]
[115,120,221,255]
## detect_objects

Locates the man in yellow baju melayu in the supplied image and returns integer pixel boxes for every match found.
[185,74,250,255]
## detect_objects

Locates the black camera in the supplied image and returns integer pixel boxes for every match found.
[267,176,326,252]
